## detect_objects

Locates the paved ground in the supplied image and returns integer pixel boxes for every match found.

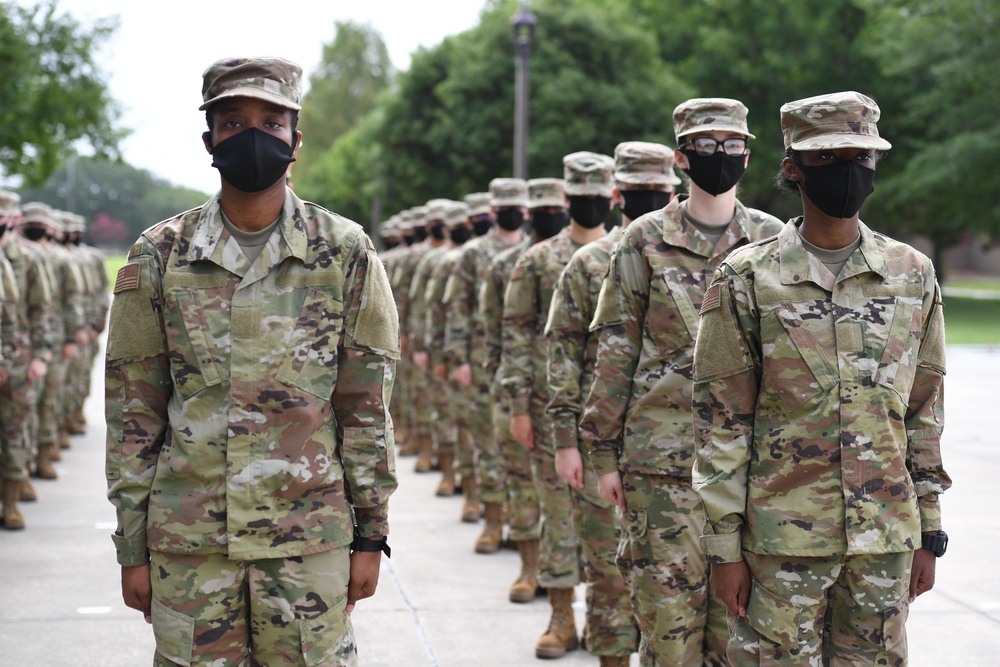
[1,343,998,666]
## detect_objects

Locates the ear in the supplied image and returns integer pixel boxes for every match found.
[291,131,302,156]
[202,131,213,154]
[611,187,625,209]
[781,157,801,184]
[674,148,689,170]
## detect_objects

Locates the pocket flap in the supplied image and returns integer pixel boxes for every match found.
[746,579,803,649]
[151,598,194,667]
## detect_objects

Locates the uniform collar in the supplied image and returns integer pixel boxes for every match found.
[660,196,752,258]
[779,218,888,290]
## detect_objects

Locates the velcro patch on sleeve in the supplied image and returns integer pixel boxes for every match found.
[113,264,140,294]
[700,283,721,314]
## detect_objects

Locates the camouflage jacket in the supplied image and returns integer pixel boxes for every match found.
[545,227,620,450]
[581,198,783,478]
[2,236,53,363]
[391,241,432,340]
[480,237,532,387]
[105,189,399,567]
[443,230,521,374]
[0,251,16,365]
[406,244,448,354]
[692,220,949,560]
[500,228,582,415]
[30,241,85,346]
[81,244,111,329]
[424,246,462,368]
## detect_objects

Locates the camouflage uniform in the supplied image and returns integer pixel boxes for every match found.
[581,98,784,667]
[105,57,398,667]
[693,92,950,667]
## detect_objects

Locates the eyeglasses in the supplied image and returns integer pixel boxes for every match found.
[680,136,748,157]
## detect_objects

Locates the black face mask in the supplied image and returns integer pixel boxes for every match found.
[797,160,876,219]
[403,234,416,247]
[681,150,746,196]
[472,217,493,237]
[384,239,399,250]
[449,226,472,245]
[495,208,525,231]
[429,222,446,241]
[22,226,47,241]
[0,224,6,238]
[621,190,672,222]
[532,210,567,240]
[210,127,295,193]
[413,227,428,243]
[568,196,611,229]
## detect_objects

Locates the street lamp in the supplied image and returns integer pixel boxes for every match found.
[511,3,537,180]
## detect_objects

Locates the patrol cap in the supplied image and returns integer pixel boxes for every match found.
[489,178,529,208]
[673,98,755,141]
[200,57,303,111]
[62,211,87,233]
[397,210,414,231]
[21,201,57,227]
[563,151,614,197]
[613,141,681,188]
[410,205,429,227]
[380,215,399,237]
[425,198,453,223]
[464,192,492,217]
[0,190,21,216]
[780,91,892,151]
[444,201,471,227]
[528,178,566,209]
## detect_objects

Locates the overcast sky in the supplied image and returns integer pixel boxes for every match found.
[37,0,488,194]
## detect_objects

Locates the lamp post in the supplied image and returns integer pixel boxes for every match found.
[511,3,537,180]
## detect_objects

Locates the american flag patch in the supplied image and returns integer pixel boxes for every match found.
[113,264,140,294]
[700,284,721,314]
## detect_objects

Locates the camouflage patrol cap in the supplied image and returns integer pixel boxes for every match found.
[380,215,398,237]
[528,178,566,209]
[444,201,471,227]
[673,98,755,141]
[425,198,453,223]
[780,91,892,151]
[398,210,415,231]
[60,211,86,233]
[21,201,57,227]
[563,151,614,197]
[464,192,492,217]
[489,178,529,208]
[0,190,20,216]
[200,57,303,111]
[613,141,681,188]
[411,205,429,227]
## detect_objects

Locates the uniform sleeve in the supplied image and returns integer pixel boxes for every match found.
[424,262,449,367]
[443,249,476,367]
[105,239,172,566]
[906,271,950,533]
[545,259,589,450]
[58,253,86,342]
[691,266,761,563]
[578,235,648,475]
[335,235,400,539]
[26,250,54,362]
[480,260,505,383]
[500,253,540,415]
[392,256,412,342]
[407,258,430,354]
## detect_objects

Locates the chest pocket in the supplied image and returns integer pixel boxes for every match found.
[761,306,838,413]
[646,261,699,356]
[275,287,344,400]
[163,290,224,400]
[870,291,923,401]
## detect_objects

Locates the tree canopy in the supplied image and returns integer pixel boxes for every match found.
[0,0,123,185]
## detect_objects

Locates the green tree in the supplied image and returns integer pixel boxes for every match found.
[0,1,123,185]
[294,21,392,184]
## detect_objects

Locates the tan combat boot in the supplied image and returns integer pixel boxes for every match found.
[435,452,456,496]
[396,423,418,456]
[58,427,71,450]
[20,477,37,502]
[508,538,540,603]
[35,443,58,479]
[475,501,503,553]
[66,415,86,436]
[2,479,26,530]
[599,656,630,667]
[75,407,87,426]
[535,587,578,659]
[414,433,434,473]
[460,475,480,523]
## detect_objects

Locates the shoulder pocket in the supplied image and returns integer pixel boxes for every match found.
[873,299,922,400]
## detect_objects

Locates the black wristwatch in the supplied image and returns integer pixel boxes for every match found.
[921,530,948,557]
[351,529,391,558]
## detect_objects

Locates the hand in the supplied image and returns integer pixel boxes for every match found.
[347,548,383,613]
[909,548,937,602]
[555,448,584,489]
[76,329,89,346]
[711,561,751,617]
[433,363,447,382]
[399,335,409,355]
[412,351,429,371]
[27,358,47,382]
[509,413,534,449]
[121,564,153,624]
[62,342,78,360]
[0,368,8,387]
[451,363,472,387]
[597,471,626,511]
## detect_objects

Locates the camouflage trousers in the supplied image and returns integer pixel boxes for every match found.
[467,374,505,504]
[149,547,356,667]
[493,384,539,541]
[409,365,433,451]
[430,373,459,460]
[0,362,36,480]
[619,473,728,667]
[65,336,98,418]
[37,354,68,447]
[728,551,912,667]
[575,448,638,657]
[528,395,581,589]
